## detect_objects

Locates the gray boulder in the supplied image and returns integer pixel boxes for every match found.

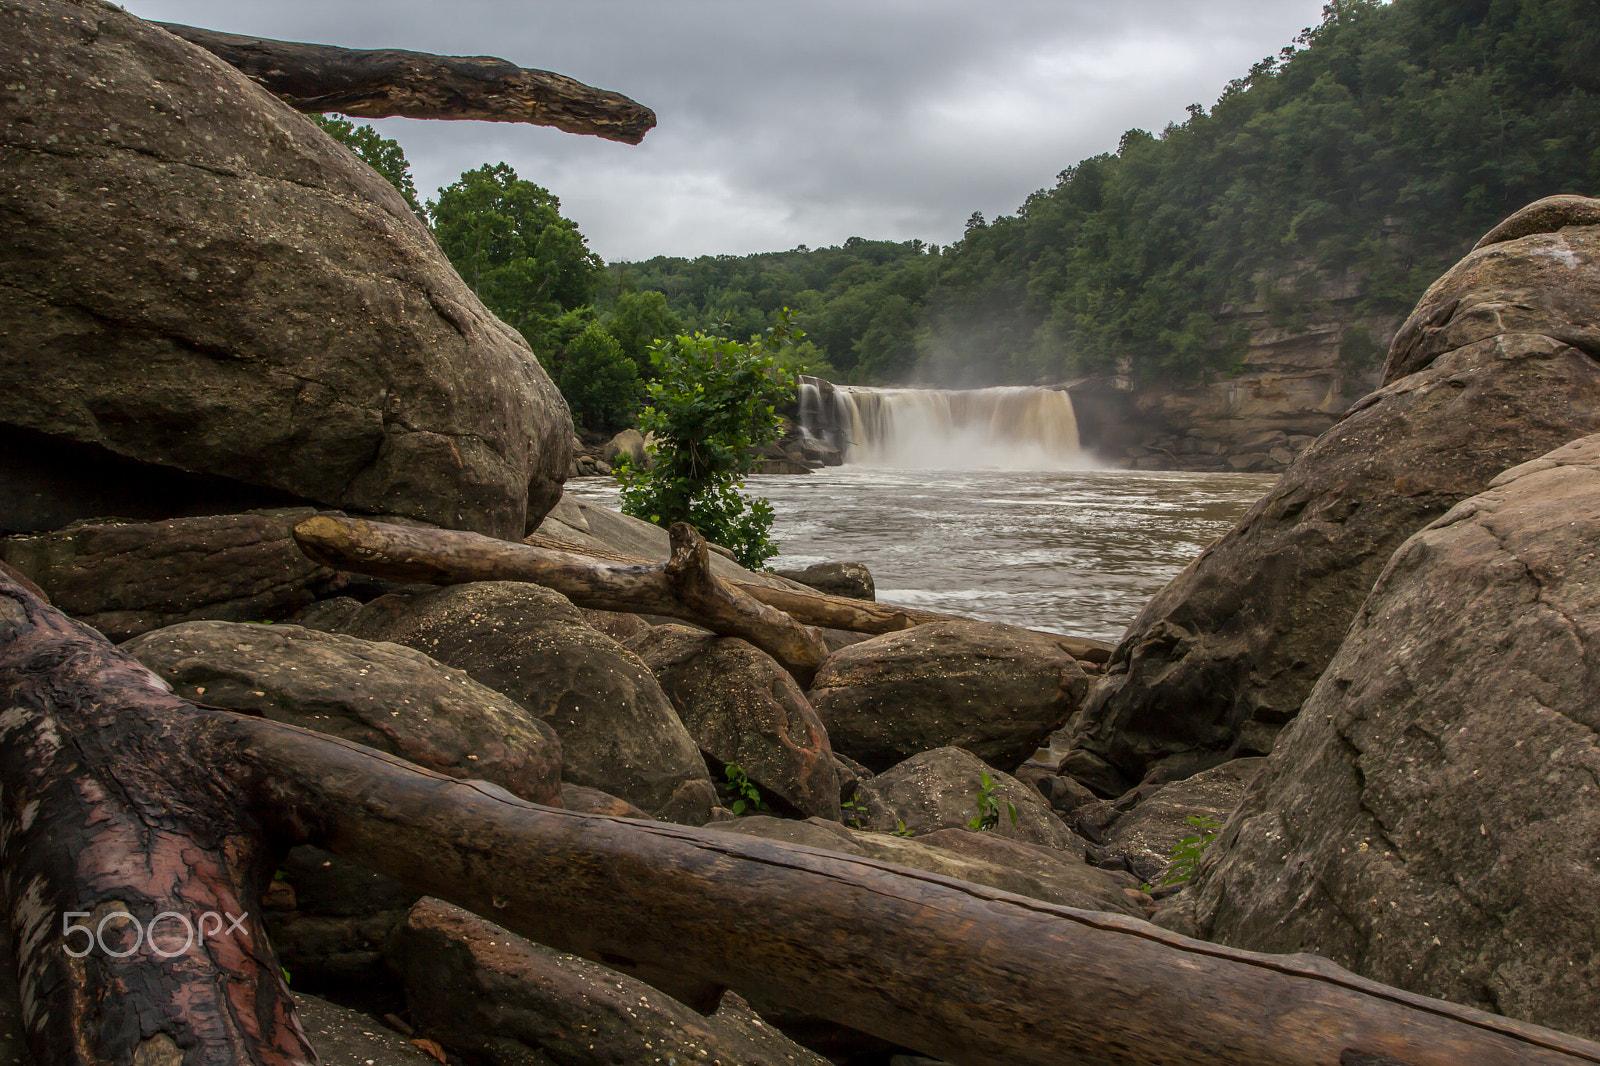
[0,1,570,537]
[1068,194,1600,789]
[339,582,715,821]
[393,898,830,1066]
[1183,433,1600,1040]
[808,621,1088,773]
[854,747,1082,853]
[631,626,841,820]
[1,508,343,641]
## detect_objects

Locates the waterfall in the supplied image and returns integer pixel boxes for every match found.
[798,380,1084,469]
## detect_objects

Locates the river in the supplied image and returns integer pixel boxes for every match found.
[562,467,1274,643]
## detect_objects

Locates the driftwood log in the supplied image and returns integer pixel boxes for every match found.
[307,513,1113,663]
[294,514,829,683]
[5,568,1600,1066]
[158,23,656,144]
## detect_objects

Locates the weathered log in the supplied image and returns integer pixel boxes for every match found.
[293,514,829,682]
[323,515,1113,662]
[5,569,1600,1066]
[158,23,656,144]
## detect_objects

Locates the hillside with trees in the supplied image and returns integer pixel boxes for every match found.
[609,0,1599,388]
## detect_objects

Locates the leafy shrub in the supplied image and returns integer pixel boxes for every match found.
[617,315,799,569]
[1161,814,1222,886]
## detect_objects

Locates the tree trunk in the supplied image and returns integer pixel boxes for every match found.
[157,23,656,144]
[5,569,1600,1066]
[294,514,828,682]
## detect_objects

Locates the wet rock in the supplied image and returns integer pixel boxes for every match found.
[631,626,840,820]
[772,561,875,600]
[1187,434,1600,1039]
[1068,194,1600,785]
[853,747,1082,853]
[0,509,344,641]
[339,582,713,820]
[393,898,830,1066]
[0,1,571,537]
[809,621,1088,773]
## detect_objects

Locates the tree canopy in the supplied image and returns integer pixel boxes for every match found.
[430,163,605,353]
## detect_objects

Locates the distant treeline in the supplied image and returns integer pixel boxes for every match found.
[606,0,1598,386]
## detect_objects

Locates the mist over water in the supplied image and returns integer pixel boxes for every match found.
[564,467,1272,642]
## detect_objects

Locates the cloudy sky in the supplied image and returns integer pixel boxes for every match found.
[119,0,1331,263]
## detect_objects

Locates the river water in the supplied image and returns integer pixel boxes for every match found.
[562,467,1274,643]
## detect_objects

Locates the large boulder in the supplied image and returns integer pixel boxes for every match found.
[1179,434,1600,1039]
[631,626,840,820]
[123,620,563,804]
[0,0,571,537]
[1067,195,1600,790]
[339,582,716,821]
[393,898,830,1066]
[0,508,343,641]
[807,621,1088,773]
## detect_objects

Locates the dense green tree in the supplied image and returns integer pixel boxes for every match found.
[430,163,604,352]
[311,114,423,217]
[617,316,800,568]
[555,321,644,434]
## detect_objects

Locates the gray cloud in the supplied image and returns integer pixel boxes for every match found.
[119,0,1329,260]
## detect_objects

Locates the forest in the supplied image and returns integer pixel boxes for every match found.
[327,0,1598,428]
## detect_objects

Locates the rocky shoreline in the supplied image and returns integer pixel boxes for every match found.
[4,4,1600,1061]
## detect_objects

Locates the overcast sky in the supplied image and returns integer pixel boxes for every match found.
[119,0,1332,263]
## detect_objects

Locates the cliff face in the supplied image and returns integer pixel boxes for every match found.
[1069,269,1399,474]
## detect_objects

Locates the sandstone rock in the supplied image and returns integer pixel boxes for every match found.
[853,747,1082,853]
[1100,758,1262,885]
[0,1,571,537]
[0,508,343,640]
[707,816,1142,917]
[560,783,650,819]
[631,626,841,820]
[1069,195,1600,788]
[771,561,875,601]
[809,621,1087,773]
[339,582,714,820]
[123,620,563,804]
[1185,434,1600,1039]
[393,898,830,1066]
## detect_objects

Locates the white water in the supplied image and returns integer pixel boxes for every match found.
[802,384,1085,469]
[563,468,1272,642]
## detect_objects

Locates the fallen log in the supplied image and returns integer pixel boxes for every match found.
[294,514,829,682]
[334,512,1113,656]
[158,23,656,144]
[5,568,1600,1066]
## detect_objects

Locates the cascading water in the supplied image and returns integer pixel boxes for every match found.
[798,379,1085,469]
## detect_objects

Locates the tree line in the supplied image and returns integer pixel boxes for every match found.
[320,0,1598,424]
